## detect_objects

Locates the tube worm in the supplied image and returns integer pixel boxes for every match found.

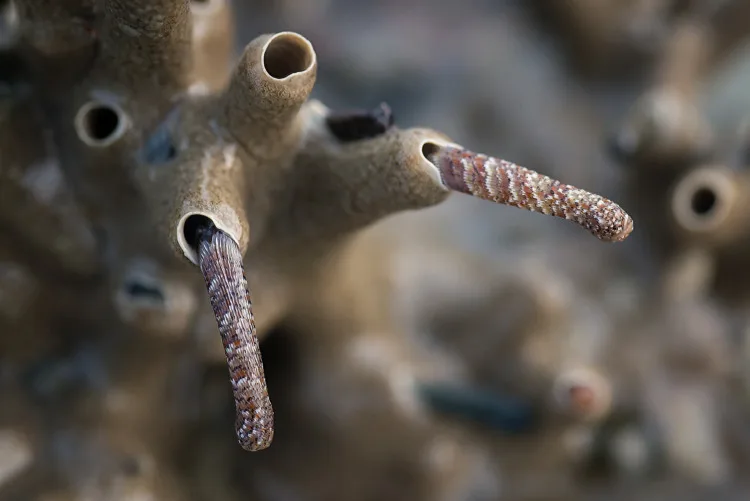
[192,219,273,452]
[426,145,634,242]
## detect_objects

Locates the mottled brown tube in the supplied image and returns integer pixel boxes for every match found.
[195,221,274,451]
[427,145,634,242]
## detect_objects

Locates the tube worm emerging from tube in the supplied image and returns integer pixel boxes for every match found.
[190,218,273,451]
[426,145,634,242]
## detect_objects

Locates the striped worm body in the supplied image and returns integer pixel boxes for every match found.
[429,146,634,242]
[197,224,274,451]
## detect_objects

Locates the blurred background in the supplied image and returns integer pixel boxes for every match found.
[4,0,750,500]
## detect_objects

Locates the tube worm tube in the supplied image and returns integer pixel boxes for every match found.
[14,0,96,55]
[136,103,249,264]
[189,0,234,93]
[100,0,193,90]
[14,0,98,82]
[669,164,750,248]
[610,18,714,166]
[266,101,452,245]
[426,145,633,242]
[191,218,273,451]
[221,31,316,154]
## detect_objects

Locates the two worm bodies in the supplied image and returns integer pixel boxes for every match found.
[195,144,633,452]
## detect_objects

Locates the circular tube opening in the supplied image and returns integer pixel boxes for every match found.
[262,33,315,80]
[420,138,465,188]
[690,187,717,216]
[421,141,440,161]
[671,167,735,234]
[75,101,128,147]
[177,212,242,265]
[181,214,214,261]
[552,368,612,422]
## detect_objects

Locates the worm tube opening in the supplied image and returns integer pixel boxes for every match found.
[182,214,215,254]
[420,139,458,188]
[671,167,736,236]
[262,32,315,80]
[553,367,613,422]
[177,212,244,266]
[75,101,128,147]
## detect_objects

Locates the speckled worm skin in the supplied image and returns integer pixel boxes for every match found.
[428,146,634,242]
[197,226,274,451]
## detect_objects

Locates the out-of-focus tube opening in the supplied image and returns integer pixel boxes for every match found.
[671,167,735,234]
[75,101,128,147]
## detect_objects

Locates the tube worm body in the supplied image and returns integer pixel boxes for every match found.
[427,145,634,242]
[195,222,273,451]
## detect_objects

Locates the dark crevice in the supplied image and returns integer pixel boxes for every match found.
[690,187,718,216]
[123,280,165,303]
[183,215,217,253]
[326,102,395,143]
[79,103,121,143]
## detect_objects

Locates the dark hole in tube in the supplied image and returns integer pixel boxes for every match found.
[690,187,717,217]
[421,142,440,162]
[124,280,165,303]
[184,214,217,252]
[263,36,312,79]
[326,102,394,143]
[82,104,120,142]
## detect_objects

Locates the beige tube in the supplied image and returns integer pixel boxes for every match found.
[189,0,234,93]
[670,164,750,248]
[612,18,714,166]
[220,32,317,155]
[265,100,452,244]
[100,0,193,91]
[136,106,248,265]
[14,0,96,55]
